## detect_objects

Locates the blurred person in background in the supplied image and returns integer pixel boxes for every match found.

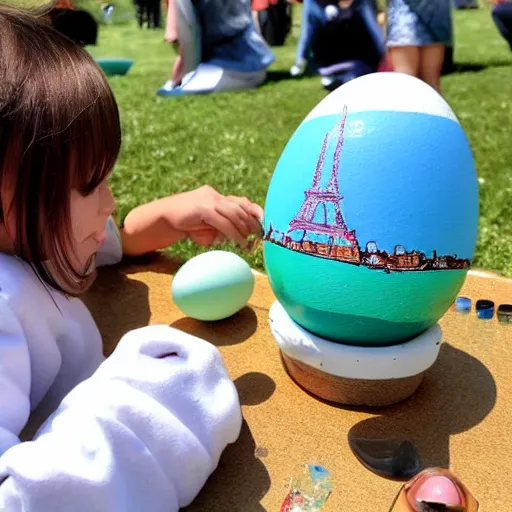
[134,0,161,29]
[158,0,274,96]
[252,0,292,46]
[290,0,385,89]
[491,0,512,50]
[49,0,98,45]
[386,0,453,93]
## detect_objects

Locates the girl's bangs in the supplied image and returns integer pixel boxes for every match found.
[70,82,121,195]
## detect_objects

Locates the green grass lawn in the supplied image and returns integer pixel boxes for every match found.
[88,5,512,276]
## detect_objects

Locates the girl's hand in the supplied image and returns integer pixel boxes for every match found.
[170,186,264,247]
[121,186,264,257]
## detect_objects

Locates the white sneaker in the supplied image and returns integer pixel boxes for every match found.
[157,80,177,96]
[160,80,175,91]
[320,76,334,88]
[290,64,303,77]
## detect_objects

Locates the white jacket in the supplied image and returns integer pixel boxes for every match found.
[0,218,242,511]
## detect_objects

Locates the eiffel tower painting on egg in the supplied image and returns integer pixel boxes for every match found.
[285,105,362,265]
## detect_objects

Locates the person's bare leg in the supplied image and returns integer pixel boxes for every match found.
[419,44,445,94]
[171,52,183,83]
[174,0,201,81]
[388,46,420,77]
[162,0,200,85]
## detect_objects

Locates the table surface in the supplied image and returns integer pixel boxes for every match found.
[82,255,512,512]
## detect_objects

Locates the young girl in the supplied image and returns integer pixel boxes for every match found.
[386,0,453,93]
[0,5,263,511]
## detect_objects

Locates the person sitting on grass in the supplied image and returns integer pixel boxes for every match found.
[290,0,385,90]
[0,5,264,511]
[158,0,275,96]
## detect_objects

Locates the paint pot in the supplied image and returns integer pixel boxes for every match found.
[454,296,472,313]
[476,299,495,320]
[498,304,512,324]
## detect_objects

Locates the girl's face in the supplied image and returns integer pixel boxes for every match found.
[69,178,116,274]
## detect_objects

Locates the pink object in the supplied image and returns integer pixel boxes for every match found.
[415,476,463,506]
[252,0,278,12]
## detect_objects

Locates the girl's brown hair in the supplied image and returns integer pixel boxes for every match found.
[0,4,121,295]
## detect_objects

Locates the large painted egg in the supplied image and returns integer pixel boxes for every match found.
[263,73,479,347]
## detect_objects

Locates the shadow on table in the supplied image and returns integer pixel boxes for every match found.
[183,419,271,512]
[184,373,275,510]
[235,372,277,407]
[83,252,186,354]
[347,343,497,471]
[171,306,258,346]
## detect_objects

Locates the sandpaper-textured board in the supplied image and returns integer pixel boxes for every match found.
[83,257,512,511]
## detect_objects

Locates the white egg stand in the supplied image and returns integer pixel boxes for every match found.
[269,301,443,407]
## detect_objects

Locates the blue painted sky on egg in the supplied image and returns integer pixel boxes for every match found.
[264,111,479,260]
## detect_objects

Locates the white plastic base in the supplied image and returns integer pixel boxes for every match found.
[269,301,443,381]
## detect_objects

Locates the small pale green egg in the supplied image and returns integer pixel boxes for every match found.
[171,251,255,321]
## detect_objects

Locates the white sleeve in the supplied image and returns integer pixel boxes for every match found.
[0,299,31,457]
[0,325,242,512]
[95,216,123,267]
